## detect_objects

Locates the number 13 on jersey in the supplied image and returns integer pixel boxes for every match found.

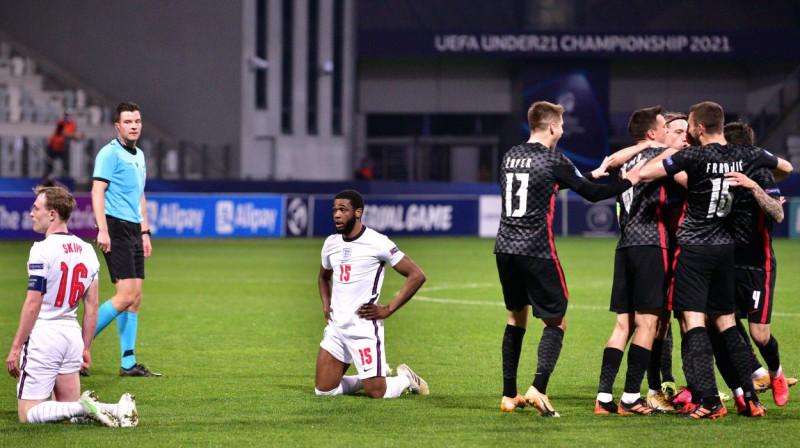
[505,173,530,217]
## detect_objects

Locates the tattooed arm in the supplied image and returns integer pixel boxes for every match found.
[724,172,784,223]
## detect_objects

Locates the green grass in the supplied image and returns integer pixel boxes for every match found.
[1,236,799,447]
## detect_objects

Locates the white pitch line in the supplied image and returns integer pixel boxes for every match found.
[414,295,800,316]
[414,295,607,311]
[419,283,497,292]
[414,295,503,307]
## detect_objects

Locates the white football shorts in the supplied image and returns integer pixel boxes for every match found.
[320,317,388,379]
[17,323,83,400]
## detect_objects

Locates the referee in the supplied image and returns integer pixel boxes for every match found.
[89,102,160,377]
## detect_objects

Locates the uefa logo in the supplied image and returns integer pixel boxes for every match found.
[286,197,308,236]
[586,203,614,232]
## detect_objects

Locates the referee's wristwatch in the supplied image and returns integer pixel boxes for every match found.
[142,229,152,236]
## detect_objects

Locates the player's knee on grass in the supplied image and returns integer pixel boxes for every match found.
[362,377,387,398]
[315,384,343,396]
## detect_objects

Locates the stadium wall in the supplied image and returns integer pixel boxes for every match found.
[3,191,794,240]
[0,1,243,149]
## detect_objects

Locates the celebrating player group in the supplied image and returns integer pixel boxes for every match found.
[497,100,794,419]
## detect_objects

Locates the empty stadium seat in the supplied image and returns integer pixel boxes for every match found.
[10,56,25,76]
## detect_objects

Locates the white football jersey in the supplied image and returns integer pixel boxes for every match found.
[26,233,100,327]
[321,226,405,327]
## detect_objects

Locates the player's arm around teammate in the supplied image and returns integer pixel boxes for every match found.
[724,171,784,223]
[773,158,794,181]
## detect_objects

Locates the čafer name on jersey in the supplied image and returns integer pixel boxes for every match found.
[505,158,532,168]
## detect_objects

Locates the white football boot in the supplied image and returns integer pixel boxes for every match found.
[397,364,430,395]
[118,392,139,427]
[80,390,120,427]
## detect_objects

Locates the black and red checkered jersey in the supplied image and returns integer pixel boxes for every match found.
[730,167,780,271]
[494,142,631,258]
[617,146,671,250]
[662,143,778,246]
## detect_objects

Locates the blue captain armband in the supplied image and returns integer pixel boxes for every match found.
[28,276,46,292]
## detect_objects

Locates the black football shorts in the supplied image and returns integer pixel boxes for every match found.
[669,244,734,314]
[610,245,670,313]
[496,253,568,319]
[735,267,776,324]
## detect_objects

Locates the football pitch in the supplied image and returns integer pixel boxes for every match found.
[1,236,799,447]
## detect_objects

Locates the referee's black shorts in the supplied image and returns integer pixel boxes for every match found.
[103,215,145,283]
[496,253,568,319]
[609,245,670,313]
[669,244,734,315]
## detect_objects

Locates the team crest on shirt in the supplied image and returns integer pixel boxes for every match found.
[28,263,43,270]
[342,248,351,260]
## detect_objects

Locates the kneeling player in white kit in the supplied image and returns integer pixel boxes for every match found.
[315,190,429,398]
[5,186,137,427]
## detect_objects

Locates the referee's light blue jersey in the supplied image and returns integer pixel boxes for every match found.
[92,139,146,223]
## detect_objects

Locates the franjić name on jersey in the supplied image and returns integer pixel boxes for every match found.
[706,160,743,173]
